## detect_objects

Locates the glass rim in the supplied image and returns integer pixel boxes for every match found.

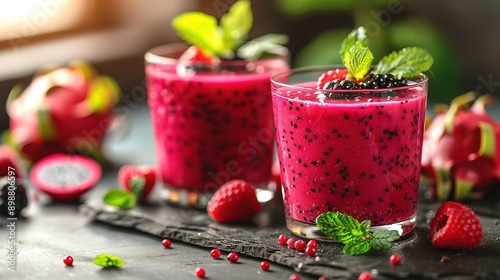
[144,42,290,66]
[271,65,429,93]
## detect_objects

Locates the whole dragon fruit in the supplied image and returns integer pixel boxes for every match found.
[5,61,120,164]
[421,92,500,201]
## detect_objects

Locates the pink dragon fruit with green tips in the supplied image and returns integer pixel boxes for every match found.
[421,92,500,200]
[6,61,120,164]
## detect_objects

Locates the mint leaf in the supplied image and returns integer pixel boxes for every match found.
[220,0,252,53]
[343,240,371,255]
[373,47,434,78]
[316,212,365,244]
[172,12,224,57]
[340,26,368,65]
[317,211,401,255]
[130,177,145,199]
[237,34,289,60]
[93,254,124,268]
[103,189,136,210]
[370,229,400,250]
[344,41,374,80]
[360,220,371,235]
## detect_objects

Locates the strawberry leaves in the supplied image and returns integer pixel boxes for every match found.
[316,212,401,255]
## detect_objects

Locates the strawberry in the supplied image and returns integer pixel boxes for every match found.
[118,165,156,202]
[207,180,262,223]
[316,69,349,89]
[0,145,24,178]
[179,46,216,64]
[428,201,483,249]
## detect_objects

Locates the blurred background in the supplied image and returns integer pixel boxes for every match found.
[0,0,499,132]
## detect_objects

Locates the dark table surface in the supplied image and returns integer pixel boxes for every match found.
[1,103,500,280]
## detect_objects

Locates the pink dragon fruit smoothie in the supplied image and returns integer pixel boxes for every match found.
[271,67,428,238]
[145,44,289,207]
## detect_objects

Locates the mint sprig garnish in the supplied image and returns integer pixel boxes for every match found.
[316,211,400,255]
[337,26,433,80]
[93,254,124,268]
[172,0,252,59]
[172,0,287,60]
[373,47,434,78]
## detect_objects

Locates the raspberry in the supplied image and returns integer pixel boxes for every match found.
[428,201,483,249]
[207,180,261,223]
[317,69,349,89]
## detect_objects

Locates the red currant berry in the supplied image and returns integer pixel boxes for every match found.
[162,238,172,248]
[63,255,73,266]
[278,234,288,245]
[305,245,317,257]
[210,248,221,259]
[358,272,372,280]
[306,239,318,249]
[289,274,301,280]
[318,277,329,280]
[194,267,206,278]
[286,237,296,247]
[390,253,402,265]
[227,252,239,263]
[260,260,270,271]
[294,239,306,251]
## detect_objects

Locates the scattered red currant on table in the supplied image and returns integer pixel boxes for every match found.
[162,238,172,248]
[63,255,73,266]
[306,239,317,249]
[289,274,301,280]
[278,234,288,245]
[358,272,372,280]
[286,237,296,247]
[194,267,206,278]
[390,253,402,265]
[210,248,221,259]
[260,260,270,271]
[294,240,306,251]
[305,245,317,257]
[227,252,239,263]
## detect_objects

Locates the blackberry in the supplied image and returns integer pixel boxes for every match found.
[0,178,28,216]
[360,74,407,89]
[323,79,360,90]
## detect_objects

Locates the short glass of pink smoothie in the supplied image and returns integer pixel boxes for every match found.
[271,66,428,239]
[145,43,289,207]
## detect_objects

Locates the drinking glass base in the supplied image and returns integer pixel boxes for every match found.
[285,215,416,241]
[160,182,277,209]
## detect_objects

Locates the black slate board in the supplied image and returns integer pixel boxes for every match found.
[80,192,500,280]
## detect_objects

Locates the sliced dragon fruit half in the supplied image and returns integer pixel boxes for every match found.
[30,153,102,200]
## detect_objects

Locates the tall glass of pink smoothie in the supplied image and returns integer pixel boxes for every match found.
[145,43,289,207]
[271,66,428,238]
